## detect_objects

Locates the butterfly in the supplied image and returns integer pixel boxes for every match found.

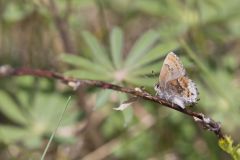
[154,52,198,109]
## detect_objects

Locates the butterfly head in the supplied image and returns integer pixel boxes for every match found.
[154,83,160,91]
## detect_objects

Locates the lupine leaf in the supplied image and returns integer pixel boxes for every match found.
[82,31,113,71]
[110,27,123,69]
[60,54,109,73]
[136,41,179,68]
[124,30,159,68]
[0,91,28,125]
[64,70,112,81]
[95,90,113,109]
[0,125,29,144]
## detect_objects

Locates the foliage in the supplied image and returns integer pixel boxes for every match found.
[1,0,240,159]
[0,77,78,149]
[219,136,240,160]
[61,27,178,125]
[40,96,72,160]
[61,27,178,87]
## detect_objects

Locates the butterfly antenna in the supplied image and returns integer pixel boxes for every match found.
[152,70,159,77]
[143,70,158,79]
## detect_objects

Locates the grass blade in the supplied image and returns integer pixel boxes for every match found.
[40,96,72,160]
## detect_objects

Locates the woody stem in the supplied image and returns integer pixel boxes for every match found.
[0,65,224,139]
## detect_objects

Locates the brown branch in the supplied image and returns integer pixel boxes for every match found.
[0,65,224,139]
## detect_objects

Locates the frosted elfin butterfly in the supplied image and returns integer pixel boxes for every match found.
[154,52,198,109]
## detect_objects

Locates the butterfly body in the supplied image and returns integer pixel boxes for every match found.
[154,52,198,109]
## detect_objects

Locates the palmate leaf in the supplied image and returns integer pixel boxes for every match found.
[61,54,109,74]
[133,0,163,16]
[132,41,179,69]
[198,0,240,24]
[131,63,161,76]
[110,27,123,69]
[61,27,179,109]
[61,27,179,88]
[125,76,156,87]
[0,77,78,148]
[82,31,114,71]
[0,91,28,125]
[0,125,29,144]
[64,69,112,81]
[30,94,70,126]
[118,94,134,127]
[124,30,160,68]
[95,90,113,109]
[40,96,72,160]
[27,93,78,150]
[122,107,133,127]
[158,22,188,40]
[22,133,42,149]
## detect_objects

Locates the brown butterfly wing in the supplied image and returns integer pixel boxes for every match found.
[159,52,186,88]
[157,52,198,107]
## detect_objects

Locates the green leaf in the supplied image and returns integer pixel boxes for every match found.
[15,76,35,87]
[101,111,124,138]
[64,70,112,81]
[158,23,188,40]
[124,30,159,68]
[23,134,42,149]
[3,3,32,22]
[110,27,124,69]
[0,91,28,125]
[60,110,79,126]
[219,136,240,160]
[30,94,75,132]
[125,76,156,87]
[0,125,29,144]
[82,31,114,71]
[60,54,109,73]
[131,63,161,76]
[41,96,72,160]
[95,90,113,109]
[123,107,133,127]
[134,1,162,16]
[136,41,179,68]
[119,94,133,126]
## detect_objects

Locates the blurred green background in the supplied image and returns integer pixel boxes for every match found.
[0,0,240,159]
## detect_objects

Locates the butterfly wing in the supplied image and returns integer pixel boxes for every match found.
[156,52,198,108]
[166,76,198,103]
[159,52,186,88]
[166,76,198,108]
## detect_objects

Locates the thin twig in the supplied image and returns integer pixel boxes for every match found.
[0,65,224,139]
